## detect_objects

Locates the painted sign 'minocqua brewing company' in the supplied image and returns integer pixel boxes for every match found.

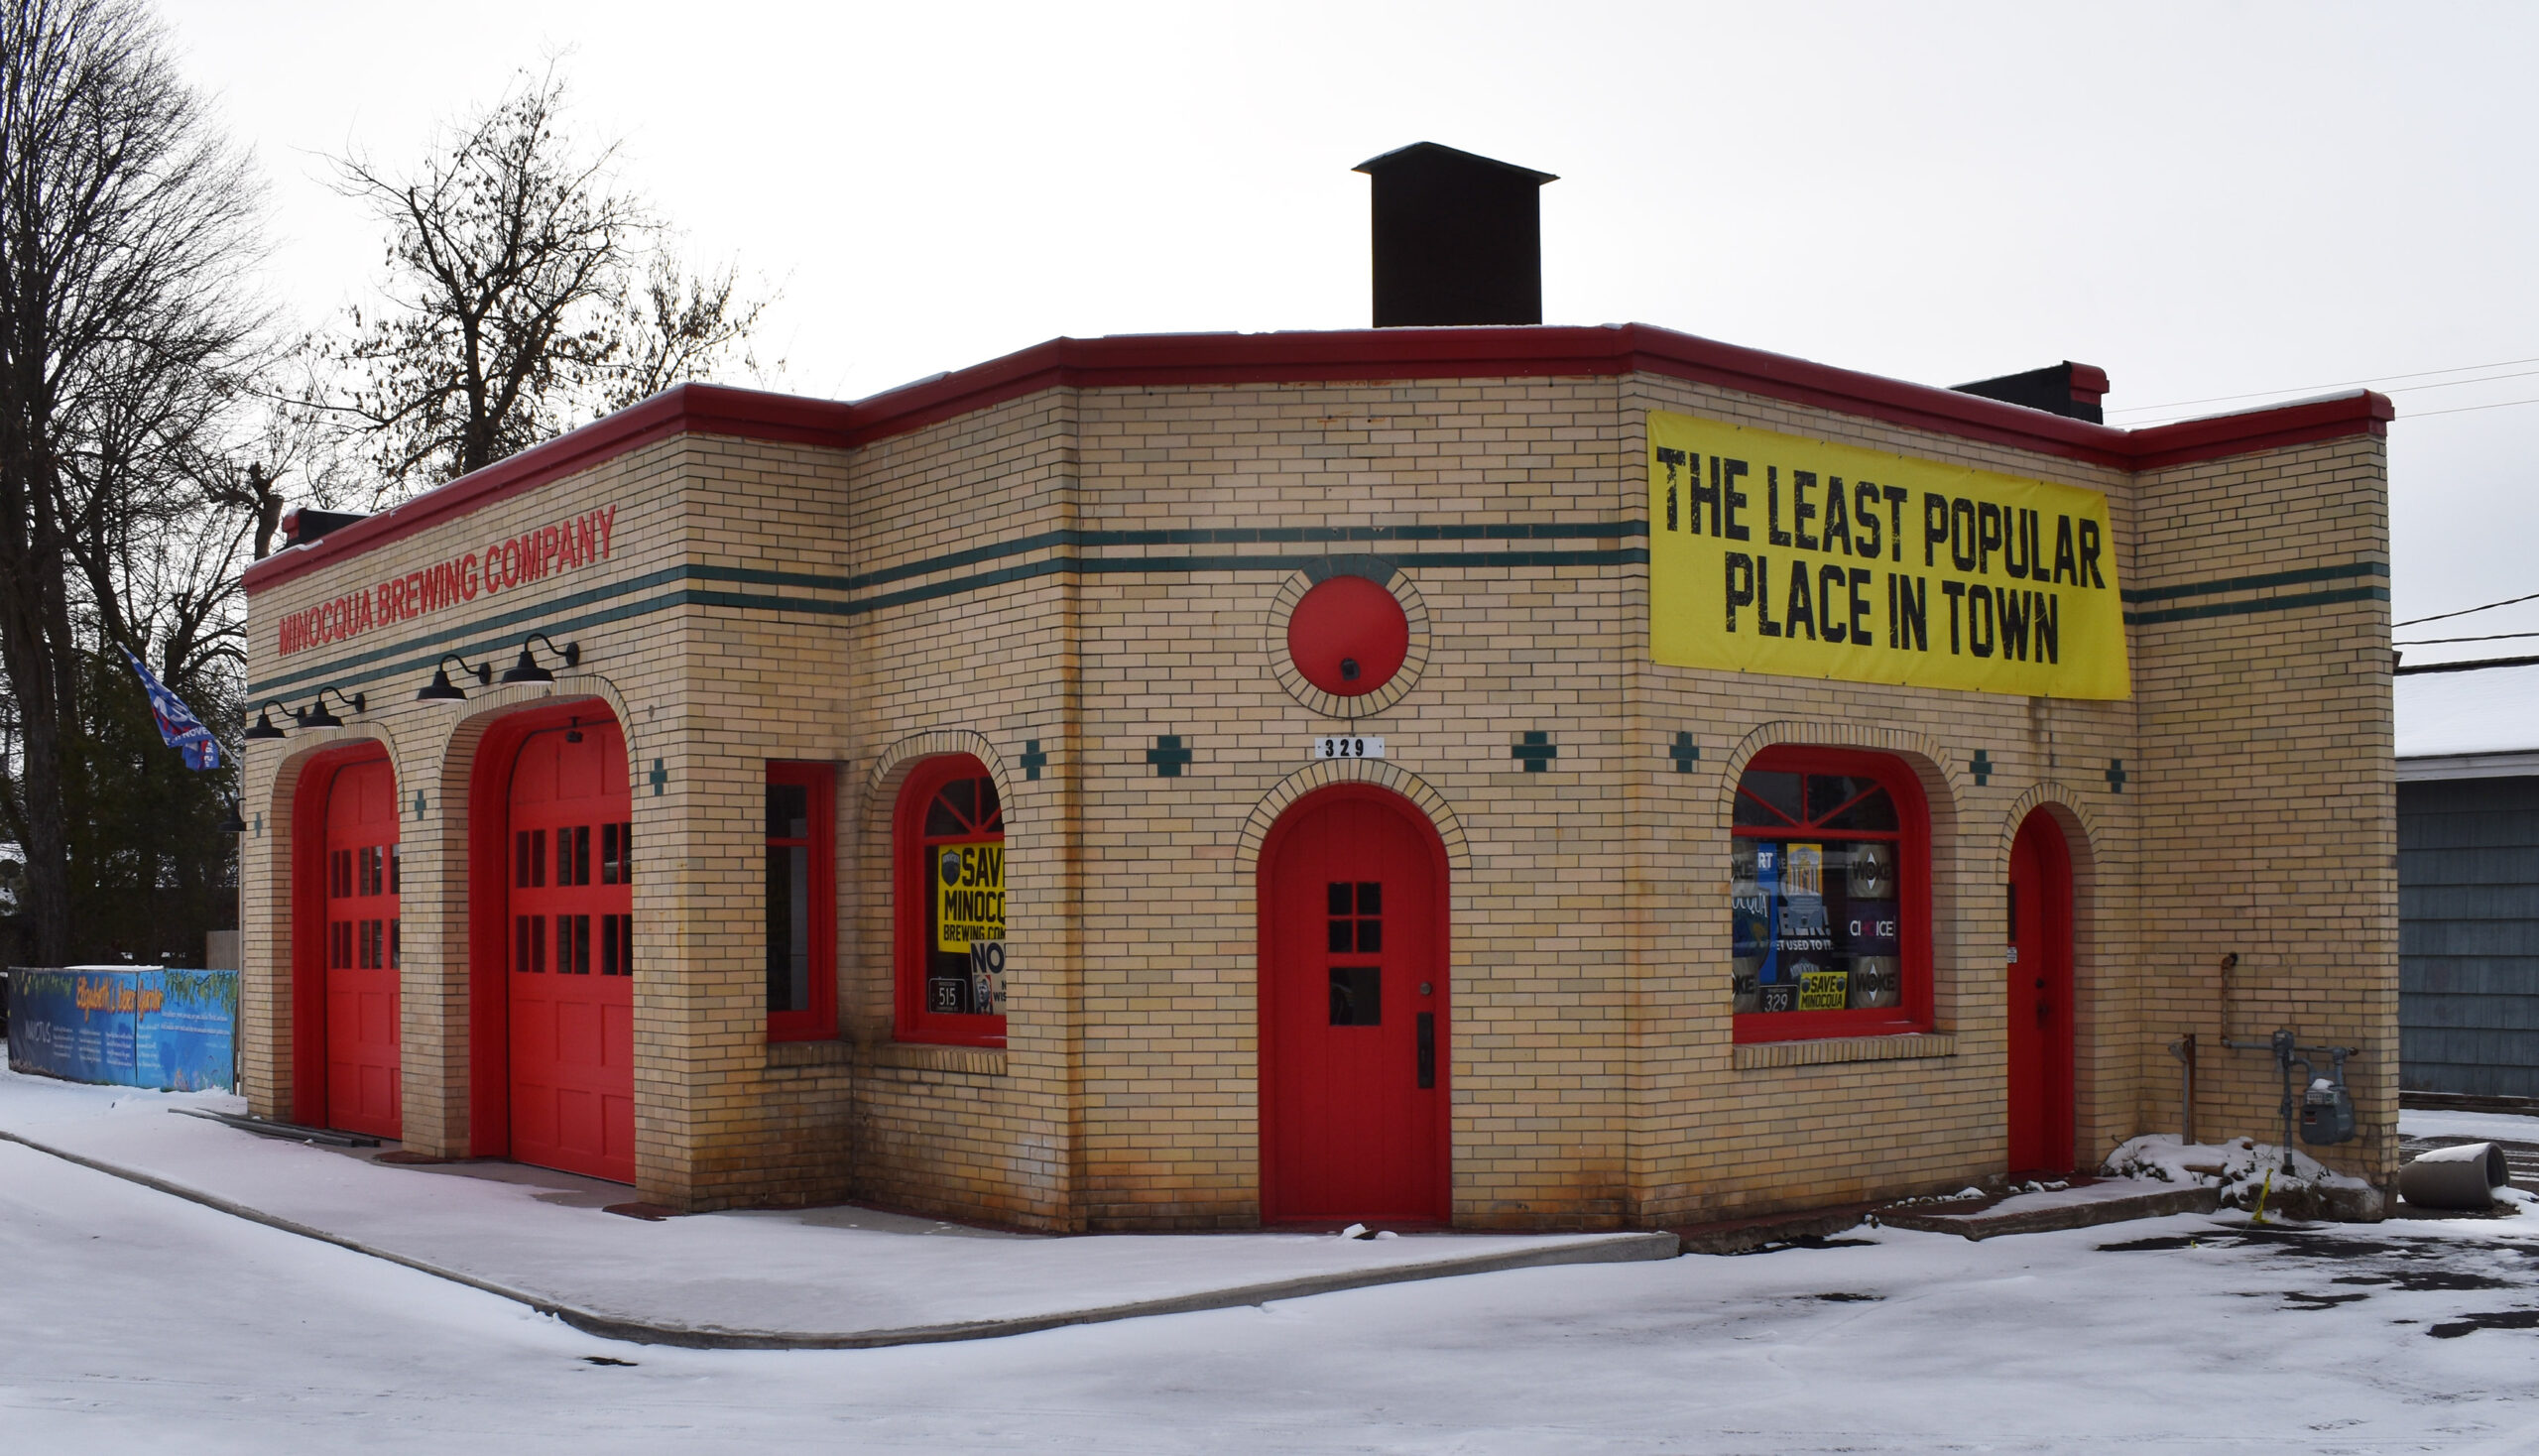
[1647,413,2130,699]
[275,504,619,657]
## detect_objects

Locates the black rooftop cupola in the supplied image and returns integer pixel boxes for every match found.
[1354,142,1557,328]
[1951,362,2112,425]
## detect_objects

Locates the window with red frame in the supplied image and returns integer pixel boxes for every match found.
[1730,747,1929,1041]
[765,763,836,1041]
[895,756,1007,1046]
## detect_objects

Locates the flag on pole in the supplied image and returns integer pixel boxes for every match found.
[119,645,222,771]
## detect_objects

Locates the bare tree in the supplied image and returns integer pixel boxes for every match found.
[0,0,263,966]
[318,67,770,493]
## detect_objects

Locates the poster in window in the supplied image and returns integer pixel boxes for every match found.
[934,840,1006,952]
[1732,841,1777,1011]
[1734,838,1905,1016]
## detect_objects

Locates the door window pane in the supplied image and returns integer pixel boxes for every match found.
[1329,965,1382,1026]
[767,843,810,1012]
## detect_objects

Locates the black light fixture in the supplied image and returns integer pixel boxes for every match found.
[498,632,581,685]
[297,686,366,730]
[242,699,291,740]
[416,653,493,702]
[215,799,248,835]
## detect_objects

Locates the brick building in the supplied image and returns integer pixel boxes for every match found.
[237,146,2400,1229]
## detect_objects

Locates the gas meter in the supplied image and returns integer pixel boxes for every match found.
[2299,1050,2356,1147]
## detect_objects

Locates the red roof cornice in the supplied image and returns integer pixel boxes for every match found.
[242,325,2395,593]
[242,384,852,592]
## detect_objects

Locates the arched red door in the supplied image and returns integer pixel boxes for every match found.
[506,719,636,1183]
[1261,786,1449,1224]
[2006,810,2074,1173]
[322,755,401,1139]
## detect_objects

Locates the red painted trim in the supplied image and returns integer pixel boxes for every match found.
[290,742,390,1127]
[241,383,853,594]
[1731,744,1935,1045]
[464,698,617,1155]
[2119,391,2394,472]
[243,332,2396,592]
[766,761,838,1043]
[893,754,1007,1048]
[1256,781,1454,1226]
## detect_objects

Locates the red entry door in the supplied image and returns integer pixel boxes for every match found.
[323,756,402,1139]
[2005,810,2074,1173]
[1262,788,1448,1224]
[507,721,636,1183]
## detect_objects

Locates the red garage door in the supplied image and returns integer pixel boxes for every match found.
[507,720,635,1183]
[1261,786,1449,1224]
[323,755,402,1139]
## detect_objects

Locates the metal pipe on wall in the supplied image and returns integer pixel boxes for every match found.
[2168,1033,2197,1145]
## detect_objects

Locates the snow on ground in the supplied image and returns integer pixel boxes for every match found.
[2402,1108,2539,1145]
[2105,1133,2378,1211]
[7,1134,2539,1453]
[0,1070,1653,1340]
[0,1083,2535,1453]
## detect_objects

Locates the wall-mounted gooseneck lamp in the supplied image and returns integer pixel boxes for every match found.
[498,633,581,685]
[215,799,248,834]
[297,686,366,730]
[416,653,494,702]
[242,699,292,741]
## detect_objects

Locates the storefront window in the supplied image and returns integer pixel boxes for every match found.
[1730,746,1928,1041]
[765,763,835,1041]
[895,755,1007,1047]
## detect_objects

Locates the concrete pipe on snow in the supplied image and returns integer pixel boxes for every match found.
[2398,1142,2510,1210]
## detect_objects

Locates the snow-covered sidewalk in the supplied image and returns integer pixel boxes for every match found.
[0,1068,1669,1347]
[8,1112,2539,1453]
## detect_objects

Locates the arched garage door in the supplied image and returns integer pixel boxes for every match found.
[505,717,636,1183]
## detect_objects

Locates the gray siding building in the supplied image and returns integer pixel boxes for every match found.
[2397,660,2539,1101]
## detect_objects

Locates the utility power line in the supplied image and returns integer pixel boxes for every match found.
[2404,395,2539,420]
[2393,629,2539,647]
[2394,589,2539,629]
[2109,354,2539,416]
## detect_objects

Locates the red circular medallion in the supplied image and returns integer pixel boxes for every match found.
[1287,575,1408,697]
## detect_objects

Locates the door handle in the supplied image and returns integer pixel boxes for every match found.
[1416,1012,1435,1089]
[2036,1002,2051,1026]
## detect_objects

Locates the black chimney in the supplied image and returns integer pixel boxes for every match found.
[1354,142,1557,328]
[1950,362,2111,425]
[280,506,370,546]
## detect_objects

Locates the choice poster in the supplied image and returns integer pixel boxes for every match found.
[1648,412,2130,699]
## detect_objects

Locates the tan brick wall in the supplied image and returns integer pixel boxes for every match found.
[2128,435,2397,1191]
[237,366,2396,1229]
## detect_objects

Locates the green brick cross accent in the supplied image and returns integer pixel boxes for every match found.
[1671,732,1699,773]
[1147,735,1193,778]
[1970,749,1994,788]
[650,758,667,796]
[1021,739,1046,782]
[2106,758,2127,794]
[1512,732,1558,772]
[414,789,428,820]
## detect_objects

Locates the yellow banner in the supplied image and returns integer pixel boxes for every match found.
[1648,412,2129,699]
[934,840,1006,951]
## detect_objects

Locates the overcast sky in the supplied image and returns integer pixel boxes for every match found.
[160,1,2539,665]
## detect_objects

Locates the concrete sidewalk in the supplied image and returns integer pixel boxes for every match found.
[0,1069,1675,1348]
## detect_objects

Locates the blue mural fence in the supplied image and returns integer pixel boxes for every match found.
[5,966,237,1092]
